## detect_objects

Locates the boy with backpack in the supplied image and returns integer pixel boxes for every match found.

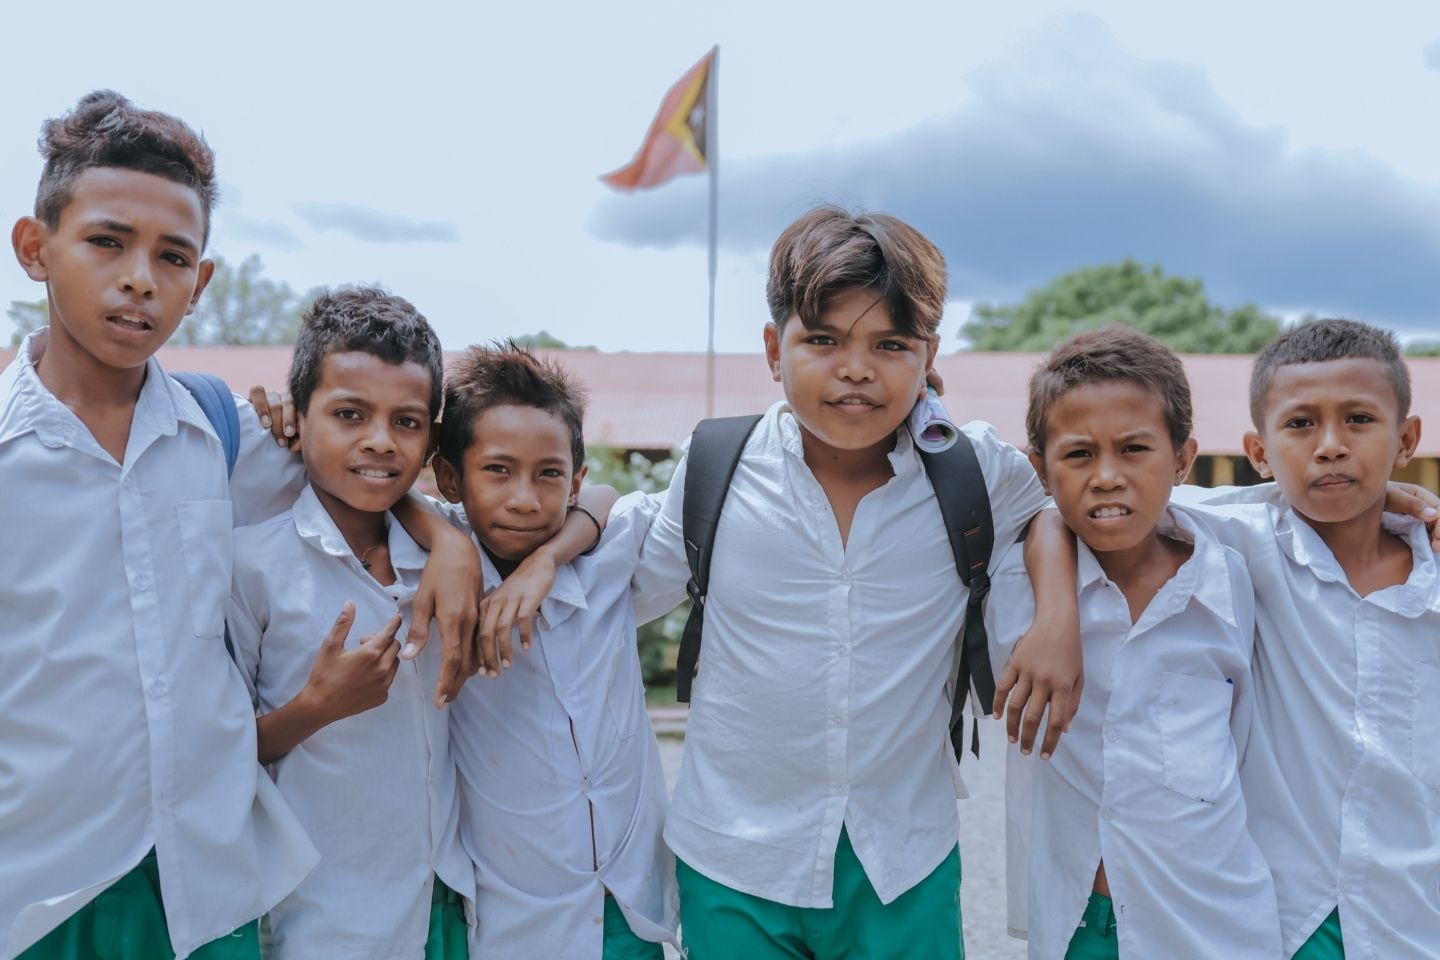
[631,206,1082,958]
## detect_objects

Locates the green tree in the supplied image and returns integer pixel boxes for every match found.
[963,260,1282,353]
[7,299,48,347]
[176,254,306,346]
[511,330,597,351]
[1405,339,1440,357]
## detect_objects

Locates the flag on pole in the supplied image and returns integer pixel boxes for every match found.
[601,50,713,192]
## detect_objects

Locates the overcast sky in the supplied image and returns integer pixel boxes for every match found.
[4,1,1439,352]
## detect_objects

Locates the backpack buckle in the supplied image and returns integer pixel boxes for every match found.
[686,578,705,608]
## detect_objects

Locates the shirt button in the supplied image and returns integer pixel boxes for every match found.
[1104,729,1119,743]
[151,678,168,696]
[1102,807,1116,821]
[135,572,151,590]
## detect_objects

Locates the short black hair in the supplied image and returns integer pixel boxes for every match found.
[1249,318,1410,428]
[35,90,218,244]
[767,205,947,340]
[438,341,587,470]
[288,288,444,419]
[1027,324,1193,454]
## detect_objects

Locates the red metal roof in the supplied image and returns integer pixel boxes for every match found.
[3,345,1437,456]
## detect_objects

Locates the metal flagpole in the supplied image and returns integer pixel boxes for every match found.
[705,45,719,419]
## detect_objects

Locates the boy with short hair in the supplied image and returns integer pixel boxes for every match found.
[1173,318,1439,959]
[1,90,318,960]
[432,343,677,959]
[986,326,1280,958]
[225,289,477,959]
[630,207,1081,959]
[2,92,480,960]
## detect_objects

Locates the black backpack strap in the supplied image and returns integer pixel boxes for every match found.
[675,415,764,702]
[920,432,995,760]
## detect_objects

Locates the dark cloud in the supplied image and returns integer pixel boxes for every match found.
[294,203,458,243]
[1426,40,1440,71]
[221,212,302,251]
[591,16,1440,333]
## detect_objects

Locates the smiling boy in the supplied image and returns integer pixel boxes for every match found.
[631,207,1081,959]
[225,289,476,959]
[1173,319,1439,959]
[987,327,1279,959]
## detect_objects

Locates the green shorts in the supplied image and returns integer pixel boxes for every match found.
[18,850,259,960]
[1064,893,1118,960]
[1292,908,1344,960]
[676,827,962,960]
[426,878,469,960]
[603,894,664,960]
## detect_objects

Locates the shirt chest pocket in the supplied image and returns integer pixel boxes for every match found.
[1155,671,1236,804]
[1412,662,1440,792]
[175,499,234,639]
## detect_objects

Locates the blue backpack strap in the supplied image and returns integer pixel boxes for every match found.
[675,414,764,702]
[172,372,240,477]
[920,433,996,760]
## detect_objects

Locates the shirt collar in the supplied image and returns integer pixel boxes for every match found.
[0,330,204,453]
[291,484,425,574]
[1073,504,1238,628]
[1276,508,1436,617]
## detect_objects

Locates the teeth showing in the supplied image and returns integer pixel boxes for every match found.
[110,314,149,330]
[836,398,872,406]
[1092,506,1131,519]
[354,469,394,479]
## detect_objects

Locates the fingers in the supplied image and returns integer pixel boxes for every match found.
[475,596,504,679]
[514,603,535,653]
[1017,694,1046,756]
[280,393,296,444]
[992,663,1017,720]
[1004,678,1033,747]
[403,590,433,661]
[434,660,462,710]
[247,385,271,429]
[363,611,404,649]
[1037,687,1072,760]
[321,602,356,656]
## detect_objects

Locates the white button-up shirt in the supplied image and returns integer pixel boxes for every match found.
[226,485,473,960]
[986,507,1281,959]
[448,493,678,958]
[0,332,317,960]
[1172,485,1440,959]
[631,401,1047,907]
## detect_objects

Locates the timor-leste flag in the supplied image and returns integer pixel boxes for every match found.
[601,50,712,192]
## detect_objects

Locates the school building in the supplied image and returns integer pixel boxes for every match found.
[5,346,1436,491]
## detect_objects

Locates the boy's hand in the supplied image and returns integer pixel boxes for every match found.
[1384,481,1440,551]
[993,611,1083,760]
[476,550,557,674]
[409,526,483,706]
[301,604,402,724]
[248,385,299,449]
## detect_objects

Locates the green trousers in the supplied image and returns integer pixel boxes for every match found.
[1292,908,1344,960]
[426,879,469,960]
[676,828,962,960]
[602,894,664,959]
[19,851,258,960]
[1063,893,1117,960]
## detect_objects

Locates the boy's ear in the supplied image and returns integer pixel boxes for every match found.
[11,217,50,282]
[1026,449,1050,494]
[185,258,217,315]
[569,464,588,504]
[1242,430,1272,479]
[433,454,464,504]
[1395,415,1421,470]
[763,322,782,382]
[1174,437,1199,486]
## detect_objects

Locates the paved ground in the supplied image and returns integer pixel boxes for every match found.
[654,719,1025,959]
